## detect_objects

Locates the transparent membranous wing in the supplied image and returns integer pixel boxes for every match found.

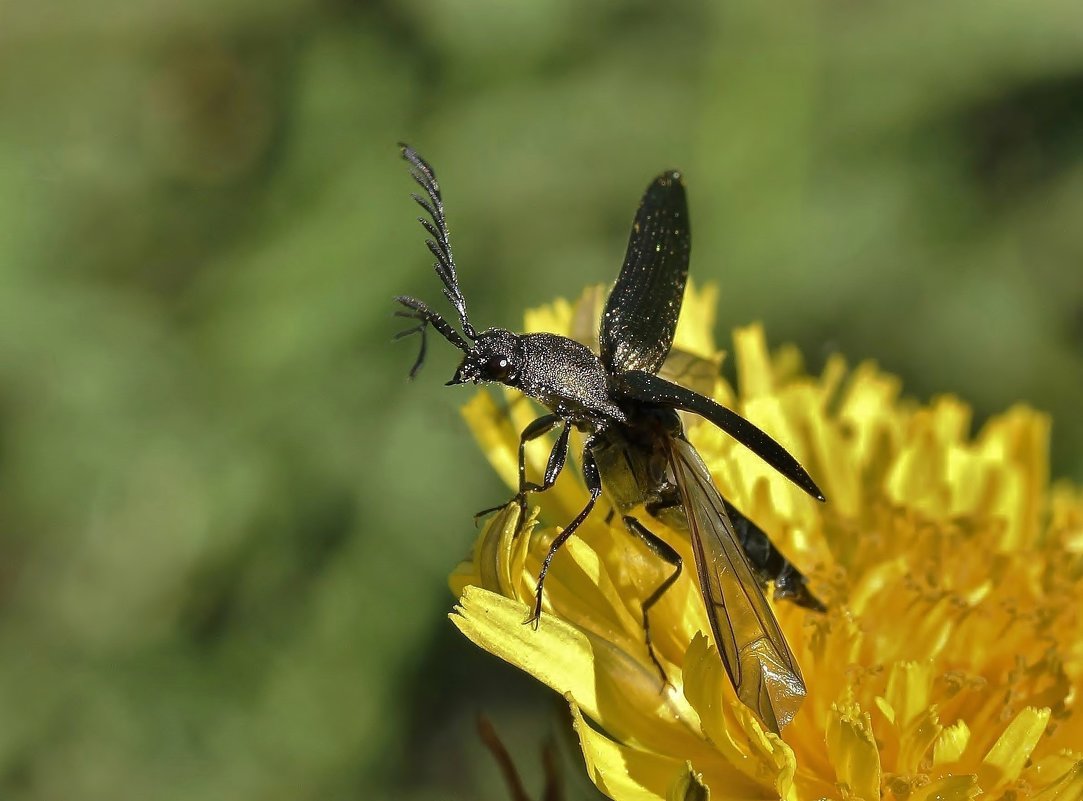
[666,436,806,733]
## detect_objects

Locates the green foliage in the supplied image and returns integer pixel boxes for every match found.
[0,1,1080,798]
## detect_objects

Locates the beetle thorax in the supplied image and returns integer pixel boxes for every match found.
[516,333,627,424]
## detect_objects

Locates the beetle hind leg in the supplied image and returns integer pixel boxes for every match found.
[623,515,682,690]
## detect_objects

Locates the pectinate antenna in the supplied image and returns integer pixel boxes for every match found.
[399,144,478,341]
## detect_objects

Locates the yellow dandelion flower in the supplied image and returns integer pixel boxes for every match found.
[449,284,1083,801]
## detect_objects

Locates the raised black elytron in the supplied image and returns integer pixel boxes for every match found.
[394,144,827,733]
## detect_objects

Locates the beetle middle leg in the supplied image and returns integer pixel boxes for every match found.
[623,515,682,688]
[475,414,571,532]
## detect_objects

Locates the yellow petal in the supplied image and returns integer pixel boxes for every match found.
[524,296,574,337]
[1029,759,1083,801]
[461,391,521,491]
[884,660,932,728]
[566,285,606,347]
[977,406,1049,549]
[448,560,480,601]
[837,361,903,469]
[450,587,709,759]
[567,694,683,801]
[728,705,798,801]
[932,719,971,766]
[529,522,643,640]
[977,706,1051,792]
[886,425,947,515]
[907,774,980,801]
[482,504,527,597]
[826,696,881,801]
[680,633,784,794]
[672,280,719,359]
[733,324,774,399]
[848,558,908,616]
[880,661,943,773]
[897,706,942,776]
[449,502,528,599]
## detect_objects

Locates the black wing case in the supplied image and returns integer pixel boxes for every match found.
[612,370,825,501]
[599,171,690,375]
[666,436,806,733]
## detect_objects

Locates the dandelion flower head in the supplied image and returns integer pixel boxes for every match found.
[450,284,1083,801]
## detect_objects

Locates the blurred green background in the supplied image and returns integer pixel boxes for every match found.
[2,1,1082,799]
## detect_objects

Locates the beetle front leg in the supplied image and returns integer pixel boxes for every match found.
[525,436,601,628]
[475,414,571,532]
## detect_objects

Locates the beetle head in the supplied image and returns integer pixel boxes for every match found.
[448,328,524,386]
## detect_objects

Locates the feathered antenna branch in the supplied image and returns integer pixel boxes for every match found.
[398,143,477,340]
[393,295,469,378]
[394,144,477,379]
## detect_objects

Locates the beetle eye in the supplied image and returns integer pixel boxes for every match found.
[484,355,515,381]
